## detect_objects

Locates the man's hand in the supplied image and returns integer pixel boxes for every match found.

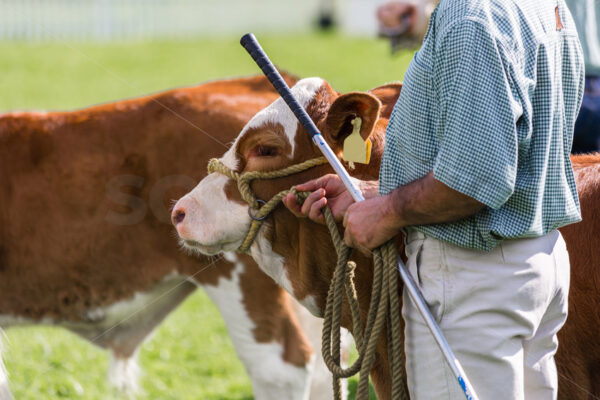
[282,174,377,223]
[343,194,402,254]
[283,174,387,255]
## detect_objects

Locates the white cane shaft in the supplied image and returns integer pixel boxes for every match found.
[398,260,480,400]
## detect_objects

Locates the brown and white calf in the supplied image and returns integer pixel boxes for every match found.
[0,75,340,400]
[174,77,600,399]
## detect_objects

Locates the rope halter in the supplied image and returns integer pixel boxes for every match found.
[206,156,328,252]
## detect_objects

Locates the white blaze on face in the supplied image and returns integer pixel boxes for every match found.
[240,77,324,156]
[175,78,324,256]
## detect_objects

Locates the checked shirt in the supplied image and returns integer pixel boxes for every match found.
[379,0,585,250]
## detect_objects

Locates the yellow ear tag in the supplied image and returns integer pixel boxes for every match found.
[343,117,372,164]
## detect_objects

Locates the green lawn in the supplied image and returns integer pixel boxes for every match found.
[1,33,412,399]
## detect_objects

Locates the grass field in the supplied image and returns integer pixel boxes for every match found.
[1,33,413,399]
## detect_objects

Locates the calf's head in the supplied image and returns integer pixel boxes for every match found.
[172,77,395,313]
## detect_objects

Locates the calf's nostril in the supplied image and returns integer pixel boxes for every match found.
[172,209,186,225]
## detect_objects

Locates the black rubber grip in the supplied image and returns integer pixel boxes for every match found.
[240,33,321,138]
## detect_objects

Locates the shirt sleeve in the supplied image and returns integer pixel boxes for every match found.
[432,20,522,210]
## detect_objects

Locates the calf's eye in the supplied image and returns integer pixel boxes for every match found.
[256,145,278,157]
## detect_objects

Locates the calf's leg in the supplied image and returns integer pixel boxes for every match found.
[108,348,141,395]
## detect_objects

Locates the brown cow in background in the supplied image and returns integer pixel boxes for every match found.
[0,74,342,400]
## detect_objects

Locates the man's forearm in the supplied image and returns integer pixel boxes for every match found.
[386,171,485,228]
[339,171,485,251]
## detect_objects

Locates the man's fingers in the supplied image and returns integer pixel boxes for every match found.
[296,177,326,192]
[283,193,305,218]
[296,174,340,192]
[300,189,325,215]
[308,197,327,223]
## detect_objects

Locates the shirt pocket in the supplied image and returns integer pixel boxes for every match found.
[391,50,438,164]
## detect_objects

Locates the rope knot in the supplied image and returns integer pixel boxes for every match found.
[346,261,357,278]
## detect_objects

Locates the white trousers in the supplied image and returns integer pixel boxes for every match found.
[403,230,570,400]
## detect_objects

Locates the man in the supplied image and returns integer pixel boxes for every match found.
[284,0,584,398]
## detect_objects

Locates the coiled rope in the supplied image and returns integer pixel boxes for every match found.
[208,157,408,400]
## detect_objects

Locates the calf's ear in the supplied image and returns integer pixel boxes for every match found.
[323,92,382,145]
[368,82,402,119]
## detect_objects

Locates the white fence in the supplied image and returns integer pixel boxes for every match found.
[0,0,385,40]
